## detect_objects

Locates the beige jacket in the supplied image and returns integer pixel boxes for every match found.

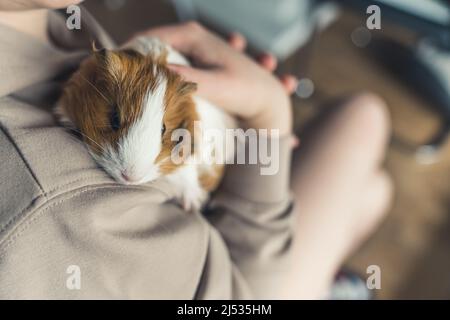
[0,9,293,299]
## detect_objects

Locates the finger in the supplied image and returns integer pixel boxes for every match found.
[138,24,186,45]
[141,22,204,55]
[258,53,277,72]
[280,75,298,95]
[168,64,211,84]
[228,32,247,51]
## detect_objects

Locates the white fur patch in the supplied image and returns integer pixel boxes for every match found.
[165,162,207,212]
[114,75,167,183]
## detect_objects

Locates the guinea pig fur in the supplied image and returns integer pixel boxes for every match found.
[55,37,236,211]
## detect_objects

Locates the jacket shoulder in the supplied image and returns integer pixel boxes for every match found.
[0,182,210,299]
[0,97,111,239]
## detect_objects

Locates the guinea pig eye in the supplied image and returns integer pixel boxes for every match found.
[161,123,166,136]
[110,108,120,132]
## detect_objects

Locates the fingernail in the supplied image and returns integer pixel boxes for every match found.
[282,75,299,94]
[259,54,277,71]
[229,32,247,51]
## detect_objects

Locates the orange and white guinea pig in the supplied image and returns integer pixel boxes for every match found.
[55,36,236,211]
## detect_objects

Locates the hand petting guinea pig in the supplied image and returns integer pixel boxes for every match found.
[55,36,237,211]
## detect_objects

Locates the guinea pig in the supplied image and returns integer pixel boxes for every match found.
[55,36,236,211]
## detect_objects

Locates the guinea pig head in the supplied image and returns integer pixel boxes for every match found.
[57,48,198,184]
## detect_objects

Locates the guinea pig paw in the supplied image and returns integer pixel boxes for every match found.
[181,187,208,213]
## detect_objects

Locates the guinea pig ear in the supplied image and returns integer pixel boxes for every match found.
[92,42,118,64]
[91,40,99,52]
[92,46,108,64]
[92,41,107,58]
[178,81,197,96]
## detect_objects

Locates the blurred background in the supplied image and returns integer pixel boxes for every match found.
[82,0,450,299]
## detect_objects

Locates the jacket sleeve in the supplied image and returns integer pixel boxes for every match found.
[205,136,294,299]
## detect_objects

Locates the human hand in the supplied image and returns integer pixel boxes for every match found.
[137,22,295,136]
